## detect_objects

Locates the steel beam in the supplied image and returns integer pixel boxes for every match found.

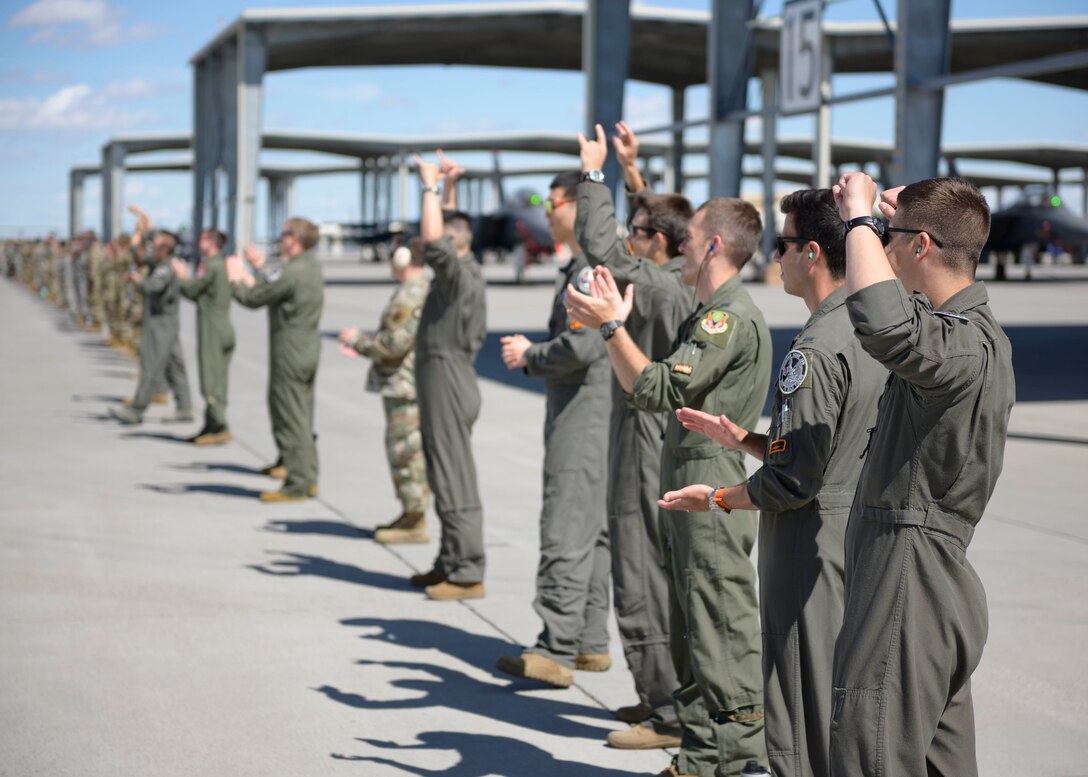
[666,87,685,194]
[583,0,631,198]
[760,69,779,268]
[69,170,84,239]
[708,0,757,197]
[893,0,951,185]
[101,142,125,241]
[235,25,266,250]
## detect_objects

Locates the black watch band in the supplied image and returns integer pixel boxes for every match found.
[843,216,885,240]
[600,320,623,340]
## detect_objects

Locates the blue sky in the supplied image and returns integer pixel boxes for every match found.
[2,0,1086,239]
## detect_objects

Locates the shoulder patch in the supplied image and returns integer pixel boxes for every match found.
[778,349,809,395]
[700,309,730,335]
[577,266,594,294]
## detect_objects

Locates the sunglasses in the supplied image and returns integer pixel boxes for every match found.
[629,224,659,238]
[543,197,575,215]
[883,225,944,249]
[775,236,810,256]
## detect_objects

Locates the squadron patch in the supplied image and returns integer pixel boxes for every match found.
[700,310,730,335]
[778,350,808,395]
[577,266,594,294]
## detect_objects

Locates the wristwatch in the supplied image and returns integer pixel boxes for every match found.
[843,215,885,240]
[581,169,606,184]
[422,184,440,195]
[708,487,733,513]
[600,320,623,340]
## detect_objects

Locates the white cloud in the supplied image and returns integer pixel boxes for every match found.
[0,78,159,131]
[8,0,160,47]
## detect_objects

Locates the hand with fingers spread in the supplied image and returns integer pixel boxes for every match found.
[499,334,531,369]
[676,408,750,450]
[657,484,714,513]
[577,123,608,172]
[170,257,190,280]
[565,266,632,329]
[242,243,266,270]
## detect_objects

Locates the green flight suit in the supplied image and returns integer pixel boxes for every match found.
[745,287,885,777]
[575,180,692,732]
[831,280,1014,777]
[631,274,773,777]
[232,251,324,497]
[521,254,612,666]
[131,260,192,413]
[352,273,431,515]
[178,254,235,435]
[416,237,487,583]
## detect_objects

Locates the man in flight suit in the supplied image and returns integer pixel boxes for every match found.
[495,170,612,689]
[661,189,886,777]
[228,217,324,503]
[573,123,692,749]
[828,173,1014,777]
[409,152,488,602]
[172,228,235,446]
[338,243,431,544]
[568,199,772,777]
[109,227,193,425]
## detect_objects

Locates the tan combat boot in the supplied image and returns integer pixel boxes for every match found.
[607,724,682,750]
[575,652,612,672]
[425,580,486,601]
[495,652,573,688]
[374,512,429,544]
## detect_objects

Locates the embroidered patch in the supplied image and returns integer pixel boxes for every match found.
[569,320,584,330]
[577,266,594,294]
[769,439,787,455]
[673,363,693,375]
[778,350,808,395]
[700,310,730,335]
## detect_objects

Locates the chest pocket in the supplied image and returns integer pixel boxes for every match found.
[765,395,795,466]
[667,339,706,390]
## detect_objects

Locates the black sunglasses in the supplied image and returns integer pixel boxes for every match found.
[883,225,944,249]
[629,224,659,238]
[775,236,810,256]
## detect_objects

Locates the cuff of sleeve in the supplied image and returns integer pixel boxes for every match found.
[522,343,542,377]
[846,279,913,335]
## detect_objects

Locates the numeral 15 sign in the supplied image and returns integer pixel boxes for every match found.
[780,0,824,114]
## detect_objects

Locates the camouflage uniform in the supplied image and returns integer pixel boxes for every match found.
[351,274,431,515]
[86,241,105,328]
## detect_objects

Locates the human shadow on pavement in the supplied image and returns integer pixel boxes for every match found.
[264,519,371,539]
[250,552,411,591]
[70,393,127,403]
[316,659,614,740]
[171,461,265,476]
[330,732,638,776]
[340,617,517,678]
[140,482,264,499]
[121,431,193,444]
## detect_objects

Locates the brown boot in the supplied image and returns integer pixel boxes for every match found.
[575,652,612,672]
[192,431,232,446]
[259,464,287,480]
[259,490,306,503]
[425,580,485,601]
[607,724,682,750]
[374,512,429,544]
[151,393,169,405]
[613,703,653,723]
[495,652,573,688]
[409,568,446,588]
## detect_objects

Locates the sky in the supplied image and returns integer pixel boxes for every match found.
[2,0,1086,239]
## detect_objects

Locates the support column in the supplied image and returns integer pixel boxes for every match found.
[359,159,368,224]
[101,142,125,241]
[760,69,779,270]
[813,40,832,188]
[893,0,951,185]
[490,150,504,211]
[708,0,757,197]
[220,26,266,253]
[583,0,631,199]
[665,86,685,194]
[191,57,215,247]
[1082,168,1087,218]
[398,150,409,222]
[69,170,84,239]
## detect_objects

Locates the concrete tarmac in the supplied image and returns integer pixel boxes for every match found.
[1,262,1086,777]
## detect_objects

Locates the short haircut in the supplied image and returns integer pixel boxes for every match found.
[631,192,693,257]
[203,228,227,250]
[696,198,762,269]
[896,177,990,277]
[157,230,180,253]
[443,210,474,252]
[779,188,846,279]
[284,217,319,251]
[550,170,582,199]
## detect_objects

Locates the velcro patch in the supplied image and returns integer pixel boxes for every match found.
[700,309,730,335]
[673,363,693,375]
[778,350,809,394]
[769,438,787,455]
[569,320,584,330]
